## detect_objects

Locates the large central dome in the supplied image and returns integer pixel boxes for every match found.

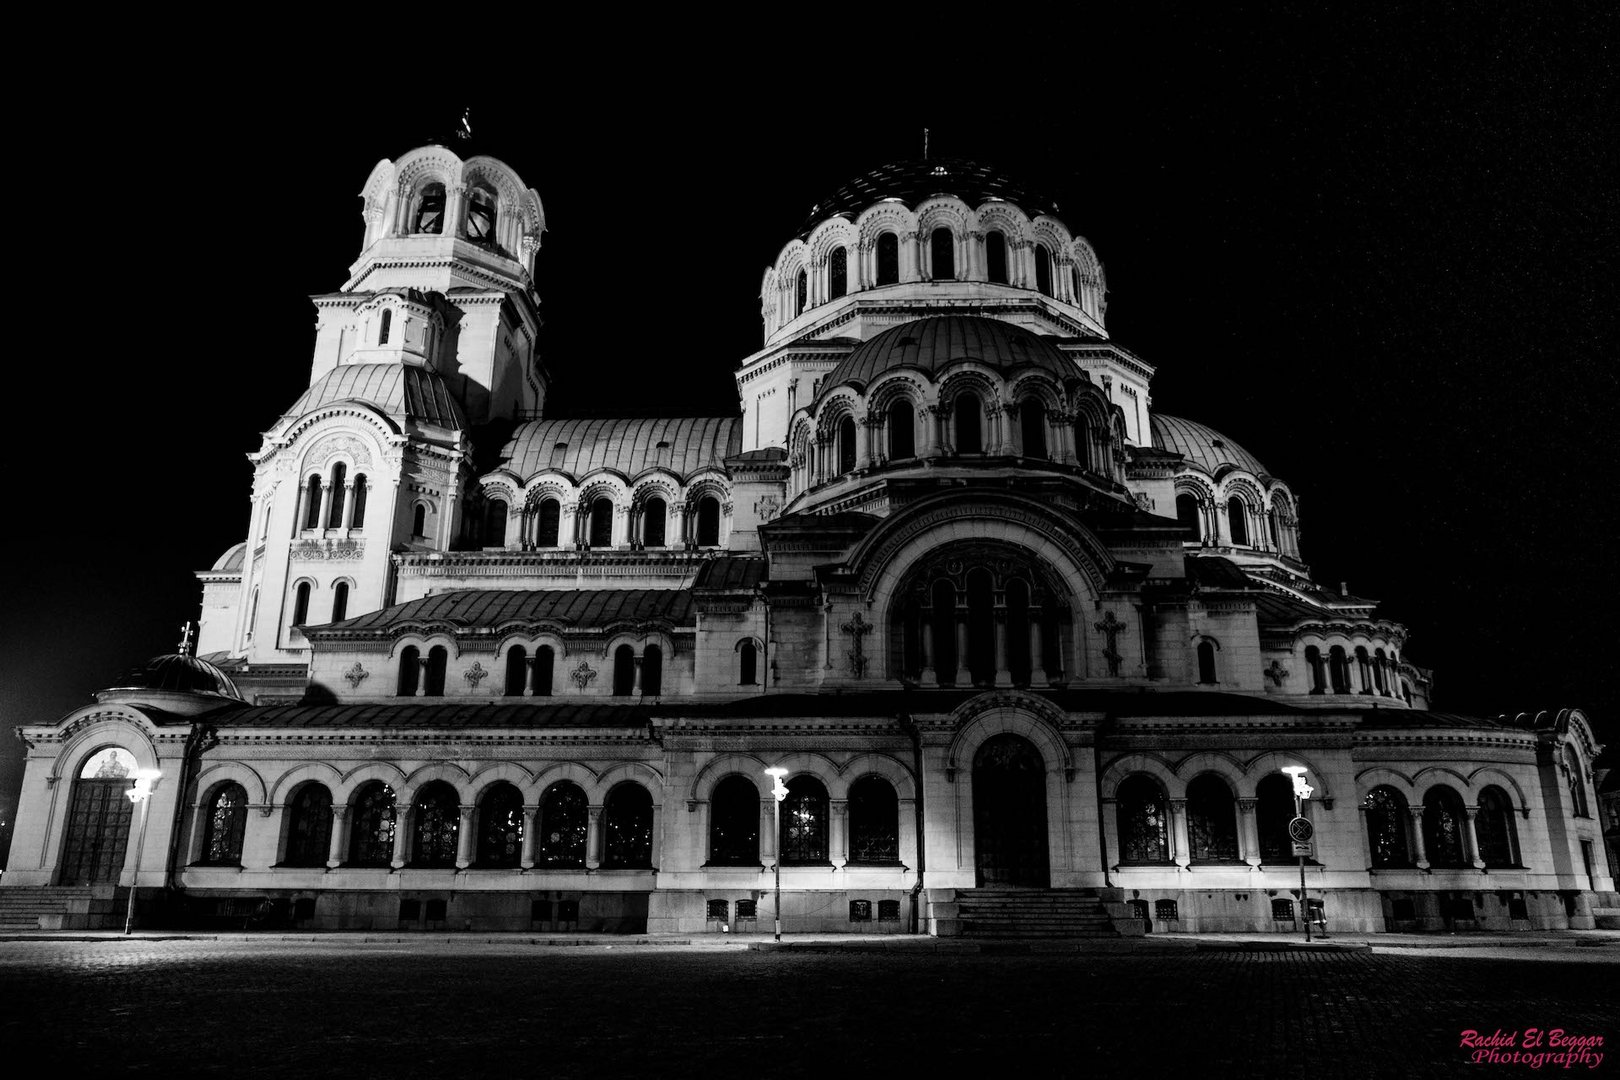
[800,158,1060,235]
[818,316,1076,399]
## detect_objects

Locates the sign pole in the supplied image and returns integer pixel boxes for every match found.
[1296,789,1310,943]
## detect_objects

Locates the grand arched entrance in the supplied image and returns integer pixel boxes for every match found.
[58,747,136,886]
[973,734,1050,887]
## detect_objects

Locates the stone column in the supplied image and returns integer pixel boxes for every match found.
[456,806,476,869]
[317,482,333,533]
[901,230,920,282]
[924,404,943,456]
[967,230,983,280]
[519,805,540,869]
[919,612,936,686]
[390,806,411,869]
[632,655,644,698]
[326,805,349,869]
[1463,807,1485,869]
[1237,798,1262,868]
[415,657,429,697]
[649,804,664,871]
[1408,806,1430,870]
[993,606,1011,687]
[1029,618,1049,687]
[1004,403,1022,456]
[830,799,849,868]
[585,805,604,869]
[341,483,357,530]
[293,483,309,536]
[1356,803,1378,869]
[1169,799,1191,869]
[523,655,537,697]
[953,607,970,686]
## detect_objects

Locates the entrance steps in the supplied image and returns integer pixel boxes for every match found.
[934,887,1146,939]
[0,886,120,930]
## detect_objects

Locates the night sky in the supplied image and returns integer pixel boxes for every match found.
[2,14,1614,857]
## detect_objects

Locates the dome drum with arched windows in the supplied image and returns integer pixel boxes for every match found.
[7,138,1607,939]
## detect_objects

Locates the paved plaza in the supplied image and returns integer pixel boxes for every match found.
[0,935,1613,1078]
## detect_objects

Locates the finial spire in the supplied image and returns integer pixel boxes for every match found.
[923,128,929,161]
[178,621,195,657]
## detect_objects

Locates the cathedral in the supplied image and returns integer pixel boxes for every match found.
[3,140,1612,936]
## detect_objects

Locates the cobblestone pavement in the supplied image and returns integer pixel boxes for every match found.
[0,938,1613,1078]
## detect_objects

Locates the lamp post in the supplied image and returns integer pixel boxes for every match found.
[1281,766,1314,942]
[765,767,789,942]
[124,771,159,936]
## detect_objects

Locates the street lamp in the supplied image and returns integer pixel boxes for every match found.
[124,770,160,936]
[765,766,789,942]
[1281,766,1315,942]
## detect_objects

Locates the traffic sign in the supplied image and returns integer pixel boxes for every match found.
[1287,816,1314,843]
[1291,840,1315,857]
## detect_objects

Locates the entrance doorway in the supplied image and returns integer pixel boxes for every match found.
[58,748,136,886]
[972,734,1050,887]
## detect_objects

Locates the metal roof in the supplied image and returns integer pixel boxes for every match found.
[212,702,653,730]
[501,417,742,480]
[285,363,467,429]
[318,588,696,633]
[1151,414,1269,477]
[799,158,1060,236]
[818,316,1076,399]
[694,556,767,591]
[210,541,247,573]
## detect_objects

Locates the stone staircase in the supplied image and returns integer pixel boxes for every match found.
[0,886,120,931]
[942,887,1146,938]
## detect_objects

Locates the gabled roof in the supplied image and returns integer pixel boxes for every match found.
[285,363,466,429]
[501,416,742,479]
[314,589,695,634]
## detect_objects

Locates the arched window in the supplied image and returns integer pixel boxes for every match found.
[304,475,322,529]
[413,183,445,234]
[351,475,368,528]
[930,227,954,280]
[828,246,847,300]
[412,504,427,538]
[1005,578,1031,686]
[1476,786,1518,867]
[292,582,311,627]
[780,775,829,864]
[327,463,347,528]
[485,499,508,547]
[331,581,349,622]
[696,496,721,546]
[1175,493,1201,540]
[887,399,914,459]
[283,783,332,868]
[612,644,635,696]
[1328,646,1350,694]
[397,645,420,696]
[848,776,899,863]
[795,268,807,316]
[965,567,995,687]
[1363,786,1410,867]
[411,781,460,868]
[1035,243,1052,296]
[536,498,561,547]
[1305,646,1326,694]
[1196,640,1217,684]
[708,775,760,866]
[930,578,957,685]
[837,415,857,473]
[1116,774,1170,863]
[1256,773,1296,863]
[424,645,447,697]
[1020,400,1047,459]
[1187,774,1239,862]
[504,645,526,696]
[954,393,982,454]
[1074,415,1092,470]
[464,185,496,243]
[1227,497,1248,545]
[538,782,587,867]
[739,640,757,685]
[1373,648,1389,693]
[1355,647,1373,694]
[641,644,663,697]
[248,589,259,634]
[535,645,554,696]
[378,309,392,346]
[602,783,653,869]
[347,781,396,867]
[643,497,667,547]
[1422,786,1468,867]
[476,783,524,868]
[589,497,614,548]
[199,782,247,865]
[985,230,1007,283]
[1268,509,1281,550]
[1564,747,1589,816]
[876,232,899,286]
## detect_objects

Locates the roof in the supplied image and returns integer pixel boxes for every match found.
[1151,414,1269,477]
[285,363,466,429]
[501,417,742,479]
[210,541,247,573]
[106,654,244,700]
[210,702,654,730]
[318,589,696,633]
[818,316,1076,399]
[694,556,767,591]
[800,158,1059,235]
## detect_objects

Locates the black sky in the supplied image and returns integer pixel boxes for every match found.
[2,12,1615,856]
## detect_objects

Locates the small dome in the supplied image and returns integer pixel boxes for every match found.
[801,158,1059,235]
[1151,414,1270,477]
[107,654,245,701]
[284,363,466,430]
[818,316,1075,400]
[211,541,247,573]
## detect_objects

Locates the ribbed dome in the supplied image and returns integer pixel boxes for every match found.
[818,317,1076,399]
[284,363,466,429]
[1151,414,1270,477]
[210,541,247,573]
[801,158,1058,235]
[108,654,244,701]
